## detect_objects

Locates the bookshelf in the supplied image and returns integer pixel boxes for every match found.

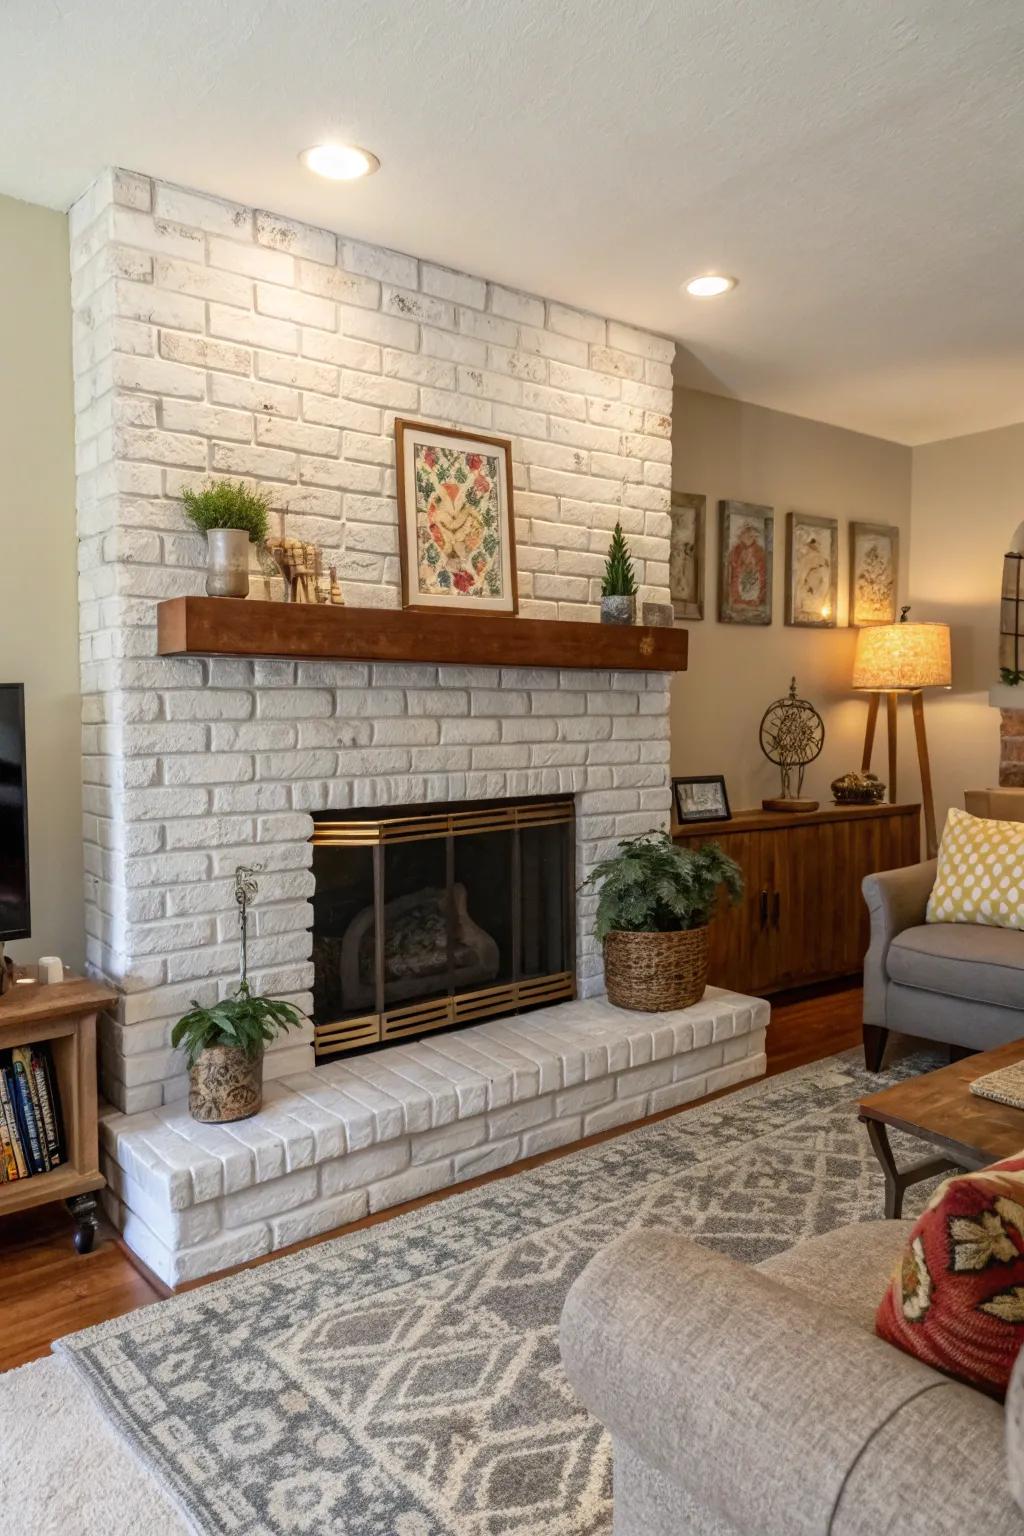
[0,976,116,1251]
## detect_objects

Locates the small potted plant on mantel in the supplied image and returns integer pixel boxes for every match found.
[172,866,303,1122]
[181,479,271,599]
[600,521,638,625]
[583,831,743,1011]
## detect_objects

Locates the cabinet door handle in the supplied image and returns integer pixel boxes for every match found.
[759,890,769,929]
[772,890,781,928]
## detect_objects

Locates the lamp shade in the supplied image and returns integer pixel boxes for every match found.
[852,622,952,690]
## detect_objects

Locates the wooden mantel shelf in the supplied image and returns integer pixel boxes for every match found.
[157,598,689,673]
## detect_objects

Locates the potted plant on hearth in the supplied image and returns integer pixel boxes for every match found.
[172,865,303,1123]
[181,479,271,598]
[582,831,743,1010]
[600,521,638,625]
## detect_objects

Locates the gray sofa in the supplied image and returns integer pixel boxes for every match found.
[561,1220,1024,1535]
[862,859,1024,1070]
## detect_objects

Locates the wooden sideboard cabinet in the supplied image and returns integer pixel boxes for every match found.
[673,802,921,995]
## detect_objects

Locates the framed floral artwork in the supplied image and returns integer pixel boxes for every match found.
[394,419,518,614]
[849,521,899,626]
[785,511,838,627]
[717,500,774,625]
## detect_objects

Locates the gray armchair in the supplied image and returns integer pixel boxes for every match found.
[561,1222,1024,1536]
[862,859,1024,1070]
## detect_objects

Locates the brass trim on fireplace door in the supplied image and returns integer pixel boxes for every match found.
[312,798,574,847]
[313,970,575,1058]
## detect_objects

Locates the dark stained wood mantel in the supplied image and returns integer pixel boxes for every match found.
[157,597,689,672]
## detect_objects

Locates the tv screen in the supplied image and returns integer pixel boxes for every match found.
[0,684,30,942]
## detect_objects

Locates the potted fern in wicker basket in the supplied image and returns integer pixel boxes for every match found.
[583,831,743,1011]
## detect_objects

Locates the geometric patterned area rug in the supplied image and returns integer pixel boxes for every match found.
[56,1050,939,1536]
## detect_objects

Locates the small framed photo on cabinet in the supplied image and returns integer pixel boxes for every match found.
[673,774,732,824]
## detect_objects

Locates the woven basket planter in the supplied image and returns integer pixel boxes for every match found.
[603,926,709,1012]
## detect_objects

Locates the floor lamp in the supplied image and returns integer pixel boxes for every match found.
[852,611,952,859]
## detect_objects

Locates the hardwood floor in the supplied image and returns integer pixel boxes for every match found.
[0,982,863,1373]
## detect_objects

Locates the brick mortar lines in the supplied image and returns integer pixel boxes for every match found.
[70,168,676,1111]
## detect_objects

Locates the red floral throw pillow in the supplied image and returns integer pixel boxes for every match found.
[876,1153,1024,1398]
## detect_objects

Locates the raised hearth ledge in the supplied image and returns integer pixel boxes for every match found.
[100,988,768,1286]
[156,597,689,672]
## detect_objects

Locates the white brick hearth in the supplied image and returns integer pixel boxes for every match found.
[101,991,769,1285]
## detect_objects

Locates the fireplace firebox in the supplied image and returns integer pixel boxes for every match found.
[311,796,576,1058]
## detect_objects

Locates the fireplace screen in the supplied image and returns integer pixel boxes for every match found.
[311,796,576,1058]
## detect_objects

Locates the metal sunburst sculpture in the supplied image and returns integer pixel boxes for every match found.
[759,677,825,812]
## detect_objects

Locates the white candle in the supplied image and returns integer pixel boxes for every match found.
[38,956,63,985]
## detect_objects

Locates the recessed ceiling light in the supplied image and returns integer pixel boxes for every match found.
[684,274,737,298]
[300,144,380,181]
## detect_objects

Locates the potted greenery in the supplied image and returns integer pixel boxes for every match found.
[172,983,303,1123]
[172,865,301,1122]
[181,479,271,598]
[582,831,743,1011]
[600,521,638,624]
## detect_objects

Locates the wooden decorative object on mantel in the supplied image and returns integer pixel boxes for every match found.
[0,976,116,1253]
[156,597,690,673]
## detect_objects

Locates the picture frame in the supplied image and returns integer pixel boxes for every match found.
[669,491,706,621]
[672,774,732,824]
[785,511,839,627]
[849,521,899,626]
[394,418,519,615]
[718,500,774,625]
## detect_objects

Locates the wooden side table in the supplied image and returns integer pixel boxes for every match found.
[0,976,116,1252]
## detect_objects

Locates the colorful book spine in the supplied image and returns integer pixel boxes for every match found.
[31,1048,62,1167]
[13,1049,51,1173]
[10,1057,46,1175]
[0,1099,17,1182]
[0,1067,28,1179]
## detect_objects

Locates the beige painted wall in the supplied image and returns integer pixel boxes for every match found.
[670,388,912,812]
[909,425,1024,826]
[0,193,82,968]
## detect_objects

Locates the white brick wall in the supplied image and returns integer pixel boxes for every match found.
[70,168,676,1111]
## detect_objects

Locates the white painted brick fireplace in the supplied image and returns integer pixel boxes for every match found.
[68,168,769,1283]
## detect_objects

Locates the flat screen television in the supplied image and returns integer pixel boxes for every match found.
[0,684,30,942]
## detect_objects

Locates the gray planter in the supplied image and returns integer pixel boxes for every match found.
[601,594,636,626]
[206,527,251,598]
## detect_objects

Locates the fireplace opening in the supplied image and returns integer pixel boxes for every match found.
[311,796,576,1058]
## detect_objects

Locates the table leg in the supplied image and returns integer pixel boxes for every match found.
[862,1118,959,1218]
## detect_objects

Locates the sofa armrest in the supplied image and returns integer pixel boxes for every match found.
[560,1230,998,1536]
[861,859,936,1026]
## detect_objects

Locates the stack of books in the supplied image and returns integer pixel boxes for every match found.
[0,1044,65,1180]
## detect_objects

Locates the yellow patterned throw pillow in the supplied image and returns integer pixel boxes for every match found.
[927,807,1024,929]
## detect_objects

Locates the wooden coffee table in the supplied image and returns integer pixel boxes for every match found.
[859,1038,1024,1218]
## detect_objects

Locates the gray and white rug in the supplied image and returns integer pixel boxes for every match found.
[55,1051,936,1536]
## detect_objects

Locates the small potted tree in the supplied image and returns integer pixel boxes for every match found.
[600,521,638,625]
[171,866,303,1122]
[583,831,743,1011]
[181,479,271,598]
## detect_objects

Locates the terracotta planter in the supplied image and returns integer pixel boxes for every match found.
[603,926,709,1011]
[188,1044,263,1123]
[601,594,636,626]
[206,527,250,598]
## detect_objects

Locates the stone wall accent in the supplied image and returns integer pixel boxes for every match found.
[69,169,676,1113]
[100,991,769,1285]
[1000,709,1024,786]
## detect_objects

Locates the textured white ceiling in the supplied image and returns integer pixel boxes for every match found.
[3,0,1024,444]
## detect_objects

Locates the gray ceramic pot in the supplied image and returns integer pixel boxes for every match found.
[600,594,636,626]
[188,1044,263,1123]
[206,527,251,598]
